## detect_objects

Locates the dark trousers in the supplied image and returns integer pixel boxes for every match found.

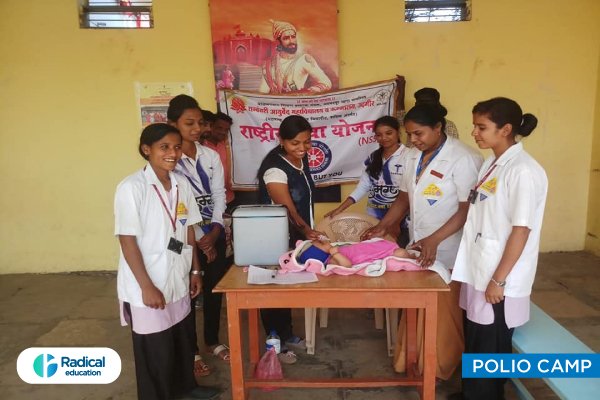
[462,301,514,400]
[260,308,293,343]
[199,235,231,347]
[125,304,196,400]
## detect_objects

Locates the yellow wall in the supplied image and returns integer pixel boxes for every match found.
[585,42,600,256]
[1,0,599,273]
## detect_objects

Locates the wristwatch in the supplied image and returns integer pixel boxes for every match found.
[490,277,506,287]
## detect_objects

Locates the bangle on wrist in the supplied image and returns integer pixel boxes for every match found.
[490,277,506,287]
[190,270,201,276]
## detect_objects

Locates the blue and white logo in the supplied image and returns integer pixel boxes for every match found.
[308,140,332,174]
[17,347,121,384]
[33,353,58,378]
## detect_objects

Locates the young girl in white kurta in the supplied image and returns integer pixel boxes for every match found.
[114,123,219,400]
[451,98,548,400]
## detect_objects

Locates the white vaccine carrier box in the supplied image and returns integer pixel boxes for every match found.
[232,205,289,266]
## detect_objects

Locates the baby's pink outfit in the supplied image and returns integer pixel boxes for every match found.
[337,239,399,265]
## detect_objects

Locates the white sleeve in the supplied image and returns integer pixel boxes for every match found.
[114,180,143,237]
[452,154,483,202]
[263,168,288,184]
[207,151,226,227]
[507,169,538,228]
[349,169,371,202]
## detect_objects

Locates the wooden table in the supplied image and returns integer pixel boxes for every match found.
[214,267,449,400]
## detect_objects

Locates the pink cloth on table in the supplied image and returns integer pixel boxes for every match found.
[278,239,425,278]
[337,239,400,265]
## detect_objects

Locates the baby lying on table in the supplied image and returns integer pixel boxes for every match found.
[296,238,415,268]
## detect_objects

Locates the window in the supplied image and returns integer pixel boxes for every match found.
[405,0,471,23]
[79,1,153,29]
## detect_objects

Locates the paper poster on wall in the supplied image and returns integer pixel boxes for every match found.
[135,82,193,127]
[209,0,339,95]
[219,80,397,188]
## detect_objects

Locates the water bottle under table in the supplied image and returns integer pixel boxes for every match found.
[265,330,281,354]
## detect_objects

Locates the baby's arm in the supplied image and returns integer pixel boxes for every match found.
[393,247,417,259]
[328,246,352,267]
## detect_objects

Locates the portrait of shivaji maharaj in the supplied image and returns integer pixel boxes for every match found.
[259,19,332,94]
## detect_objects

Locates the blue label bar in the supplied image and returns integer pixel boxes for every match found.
[462,354,600,378]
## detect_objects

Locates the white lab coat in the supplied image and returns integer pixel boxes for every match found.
[452,142,548,297]
[400,137,483,268]
[114,165,202,307]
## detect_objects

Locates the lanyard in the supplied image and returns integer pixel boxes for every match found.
[381,155,394,185]
[474,162,497,191]
[194,159,211,194]
[415,137,446,183]
[152,184,179,233]
[468,163,497,204]
[178,158,211,196]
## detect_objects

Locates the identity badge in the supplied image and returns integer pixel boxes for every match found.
[168,237,184,254]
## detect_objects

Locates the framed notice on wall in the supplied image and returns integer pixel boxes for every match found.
[135,82,193,127]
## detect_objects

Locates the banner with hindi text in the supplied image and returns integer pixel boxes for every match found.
[219,80,397,188]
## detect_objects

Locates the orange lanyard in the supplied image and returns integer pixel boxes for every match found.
[468,163,497,204]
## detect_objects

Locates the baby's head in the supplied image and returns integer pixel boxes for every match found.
[296,240,330,264]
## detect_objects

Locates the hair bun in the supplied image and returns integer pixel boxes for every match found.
[520,113,538,137]
[438,104,448,118]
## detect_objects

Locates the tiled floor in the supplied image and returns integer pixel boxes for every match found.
[0,251,598,399]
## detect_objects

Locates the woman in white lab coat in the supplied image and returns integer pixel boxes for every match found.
[114,123,220,399]
[450,97,547,400]
[363,103,483,380]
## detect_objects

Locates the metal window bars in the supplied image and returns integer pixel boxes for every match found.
[405,0,471,23]
[79,0,153,29]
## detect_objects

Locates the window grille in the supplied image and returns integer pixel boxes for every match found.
[405,0,471,23]
[79,1,153,29]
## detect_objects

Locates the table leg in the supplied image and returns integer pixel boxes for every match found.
[406,308,418,378]
[249,308,259,364]
[422,295,438,400]
[385,308,399,357]
[226,293,246,400]
[304,307,316,355]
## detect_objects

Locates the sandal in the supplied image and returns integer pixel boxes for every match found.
[277,350,297,365]
[284,336,306,350]
[209,344,230,362]
[194,355,211,377]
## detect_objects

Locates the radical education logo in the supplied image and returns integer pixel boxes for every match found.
[17,347,121,384]
[33,353,58,378]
